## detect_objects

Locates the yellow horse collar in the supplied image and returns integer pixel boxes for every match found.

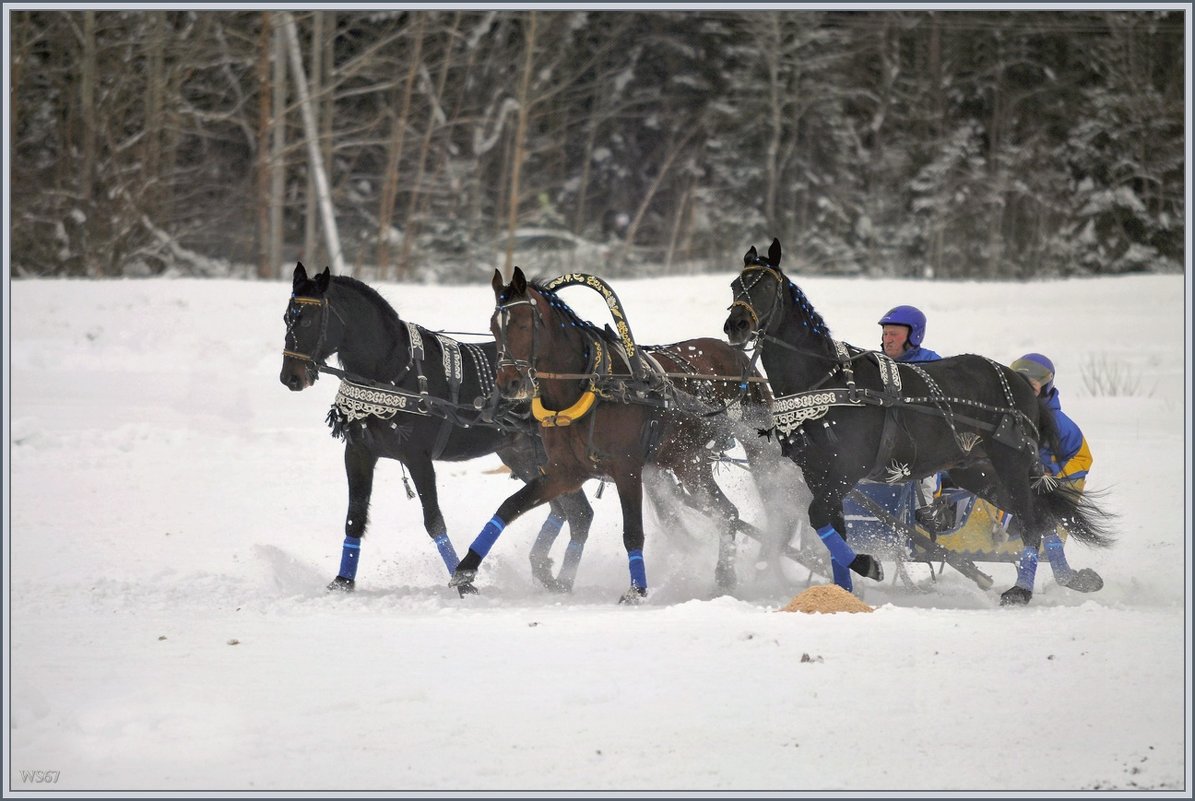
[532,389,597,427]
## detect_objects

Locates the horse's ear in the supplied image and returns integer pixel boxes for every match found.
[315,267,331,293]
[743,246,758,266]
[491,268,505,295]
[512,266,527,295]
[768,238,782,268]
[293,261,308,290]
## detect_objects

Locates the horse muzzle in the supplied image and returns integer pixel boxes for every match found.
[723,307,755,347]
[280,357,318,391]
[495,364,533,400]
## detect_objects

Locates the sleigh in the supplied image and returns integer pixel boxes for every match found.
[839,480,1077,591]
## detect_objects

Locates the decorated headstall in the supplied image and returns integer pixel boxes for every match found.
[283,293,345,374]
[728,252,786,345]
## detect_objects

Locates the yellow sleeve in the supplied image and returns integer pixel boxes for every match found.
[1059,437,1093,481]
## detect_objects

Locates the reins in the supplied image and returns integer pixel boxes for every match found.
[283,292,532,435]
[732,262,1040,454]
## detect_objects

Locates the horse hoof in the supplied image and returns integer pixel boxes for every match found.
[456,582,479,598]
[449,571,475,590]
[849,554,884,582]
[618,586,648,605]
[1000,586,1033,606]
[714,567,738,592]
[1059,568,1104,593]
[327,576,355,592]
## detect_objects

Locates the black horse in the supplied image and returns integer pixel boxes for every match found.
[448,267,779,603]
[722,240,1114,606]
[278,263,595,593]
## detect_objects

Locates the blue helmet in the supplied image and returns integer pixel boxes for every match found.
[877,305,927,349]
[1010,352,1055,395]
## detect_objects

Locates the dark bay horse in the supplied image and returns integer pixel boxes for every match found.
[722,239,1113,605]
[278,263,594,593]
[448,267,778,603]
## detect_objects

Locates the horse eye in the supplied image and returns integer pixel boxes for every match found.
[300,317,313,328]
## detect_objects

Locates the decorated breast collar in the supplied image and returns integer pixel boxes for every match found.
[770,342,903,435]
[332,326,486,423]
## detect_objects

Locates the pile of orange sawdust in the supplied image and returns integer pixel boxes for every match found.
[778,584,874,614]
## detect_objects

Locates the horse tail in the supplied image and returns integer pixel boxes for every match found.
[1037,483,1117,549]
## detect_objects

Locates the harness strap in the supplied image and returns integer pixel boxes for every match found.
[406,321,430,395]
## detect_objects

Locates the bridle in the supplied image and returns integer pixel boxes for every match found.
[493,294,544,386]
[492,288,601,427]
[281,294,345,381]
[728,258,786,349]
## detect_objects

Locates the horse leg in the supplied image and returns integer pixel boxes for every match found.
[528,500,568,591]
[403,457,462,576]
[804,471,883,592]
[551,490,594,592]
[330,444,377,592]
[950,460,1038,606]
[450,472,583,596]
[672,459,741,593]
[528,491,594,593]
[611,468,650,604]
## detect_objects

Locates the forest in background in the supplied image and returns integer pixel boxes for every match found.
[7,9,1186,282]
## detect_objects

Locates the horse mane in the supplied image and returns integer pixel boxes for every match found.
[527,278,608,340]
[779,271,831,339]
[332,275,404,326]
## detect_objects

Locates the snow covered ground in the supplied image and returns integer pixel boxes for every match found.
[5,267,1191,794]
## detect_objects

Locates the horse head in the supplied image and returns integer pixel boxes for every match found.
[724,238,785,346]
[280,261,335,391]
[490,266,541,400]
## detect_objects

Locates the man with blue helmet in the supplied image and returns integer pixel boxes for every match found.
[1008,352,1103,593]
[876,305,949,530]
[878,305,941,362]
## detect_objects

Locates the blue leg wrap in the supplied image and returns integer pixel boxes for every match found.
[1015,546,1039,590]
[538,512,566,538]
[338,536,362,580]
[816,524,857,567]
[469,516,507,559]
[831,558,853,592]
[433,533,460,574]
[1042,532,1074,581]
[628,549,647,590]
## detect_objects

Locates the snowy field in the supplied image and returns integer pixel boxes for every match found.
[5,267,1191,794]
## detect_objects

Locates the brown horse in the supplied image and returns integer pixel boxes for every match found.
[448,267,777,603]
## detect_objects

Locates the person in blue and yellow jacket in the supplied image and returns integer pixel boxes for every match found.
[1009,352,1103,592]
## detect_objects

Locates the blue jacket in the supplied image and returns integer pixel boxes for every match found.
[1039,388,1091,483]
[898,345,941,362]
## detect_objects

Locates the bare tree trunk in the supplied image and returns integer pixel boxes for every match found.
[255,12,273,279]
[502,11,538,279]
[304,11,323,268]
[376,14,426,281]
[619,124,698,265]
[282,11,347,276]
[143,11,165,208]
[80,10,97,275]
[663,174,693,273]
[270,18,287,278]
[399,11,460,277]
[321,11,335,267]
[763,12,783,235]
[928,14,944,278]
